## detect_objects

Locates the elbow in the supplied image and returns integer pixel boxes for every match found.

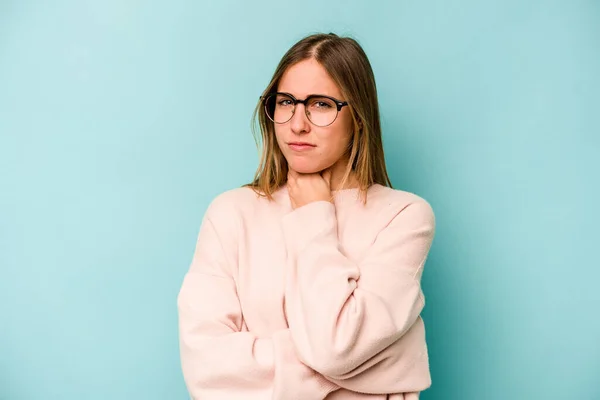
[180,363,206,398]
[308,352,360,379]
[179,344,211,389]
[180,344,228,398]
[312,360,353,380]
[297,318,422,379]
[299,344,360,379]
[178,330,229,392]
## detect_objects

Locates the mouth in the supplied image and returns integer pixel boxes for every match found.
[288,142,316,151]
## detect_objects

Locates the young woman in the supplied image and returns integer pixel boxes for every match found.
[177,33,436,400]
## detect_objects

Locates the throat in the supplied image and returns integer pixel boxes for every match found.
[330,170,359,192]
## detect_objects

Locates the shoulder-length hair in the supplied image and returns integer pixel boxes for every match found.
[245,33,392,201]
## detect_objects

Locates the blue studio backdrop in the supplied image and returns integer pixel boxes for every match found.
[1,1,599,399]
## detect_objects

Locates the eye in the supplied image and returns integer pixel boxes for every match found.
[278,99,293,106]
[309,98,335,110]
[314,101,332,108]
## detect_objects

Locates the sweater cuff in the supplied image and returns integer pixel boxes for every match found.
[281,201,337,254]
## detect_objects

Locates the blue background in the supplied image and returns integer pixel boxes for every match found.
[1,1,599,399]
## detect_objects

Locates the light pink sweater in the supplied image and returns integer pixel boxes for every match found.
[177,183,435,400]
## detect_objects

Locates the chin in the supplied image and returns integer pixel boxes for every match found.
[289,164,321,174]
[287,159,325,174]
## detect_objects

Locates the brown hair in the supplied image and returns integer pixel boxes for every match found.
[245,32,392,201]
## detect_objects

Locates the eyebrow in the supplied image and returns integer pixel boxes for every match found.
[276,91,342,100]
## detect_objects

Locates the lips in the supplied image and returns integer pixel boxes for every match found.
[288,142,316,151]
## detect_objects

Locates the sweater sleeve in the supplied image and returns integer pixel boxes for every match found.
[280,199,435,394]
[177,203,339,400]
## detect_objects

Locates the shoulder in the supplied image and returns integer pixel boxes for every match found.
[369,185,435,230]
[197,186,263,244]
[204,186,263,221]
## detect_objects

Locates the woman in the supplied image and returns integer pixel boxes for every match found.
[177,32,435,400]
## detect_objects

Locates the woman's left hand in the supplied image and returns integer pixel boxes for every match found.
[287,169,332,210]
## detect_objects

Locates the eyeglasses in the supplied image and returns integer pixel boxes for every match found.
[261,92,349,127]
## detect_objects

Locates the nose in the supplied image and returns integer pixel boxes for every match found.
[289,103,311,135]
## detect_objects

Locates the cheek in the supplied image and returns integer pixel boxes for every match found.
[274,128,288,152]
[321,125,352,156]
[273,127,283,143]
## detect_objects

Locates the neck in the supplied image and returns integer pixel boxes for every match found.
[328,159,359,191]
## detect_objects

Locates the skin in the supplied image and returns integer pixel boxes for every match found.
[275,58,358,209]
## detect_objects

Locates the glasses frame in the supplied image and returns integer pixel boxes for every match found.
[260,92,349,127]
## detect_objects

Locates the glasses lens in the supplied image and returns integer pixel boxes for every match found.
[263,94,339,126]
[306,96,338,126]
[264,94,294,124]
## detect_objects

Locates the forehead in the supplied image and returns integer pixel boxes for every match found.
[277,58,342,99]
